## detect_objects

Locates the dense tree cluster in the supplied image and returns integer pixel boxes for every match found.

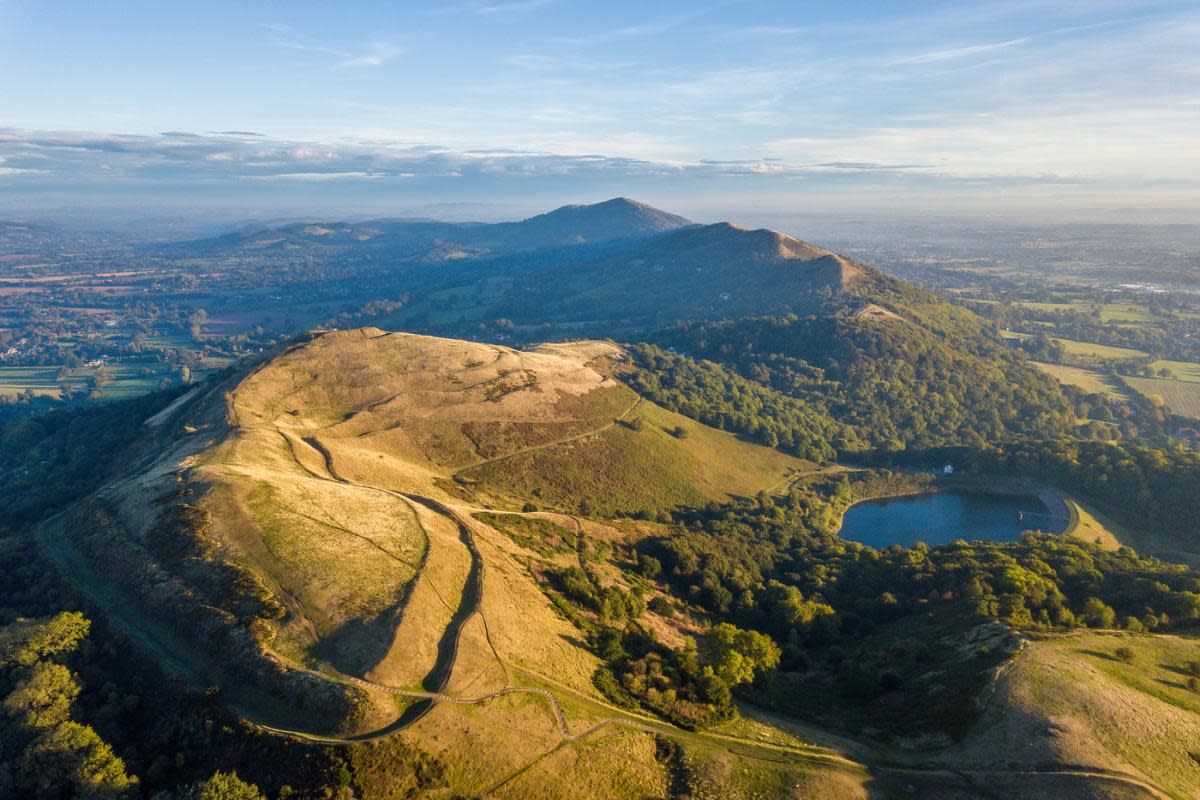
[649,313,1076,451]
[960,441,1200,540]
[0,387,187,532]
[0,612,139,798]
[649,489,1200,637]
[623,343,850,461]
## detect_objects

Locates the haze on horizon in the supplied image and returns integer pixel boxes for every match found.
[1,0,1198,228]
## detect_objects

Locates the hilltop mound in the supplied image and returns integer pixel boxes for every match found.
[33,327,1198,798]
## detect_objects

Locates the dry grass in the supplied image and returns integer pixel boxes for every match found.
[366,502,471,688]
[463,396,812,515]
[468,517,603,696]
[932,631,1200,799]
[493,726,668,800]
[403,693,566,794]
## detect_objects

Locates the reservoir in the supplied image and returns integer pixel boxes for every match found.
[837,491,1067,548]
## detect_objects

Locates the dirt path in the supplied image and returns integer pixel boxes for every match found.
[454,396,642,476]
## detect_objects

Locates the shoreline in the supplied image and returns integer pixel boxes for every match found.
[836,476,1076,541]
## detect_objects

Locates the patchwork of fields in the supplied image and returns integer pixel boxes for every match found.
[0,357,233,400]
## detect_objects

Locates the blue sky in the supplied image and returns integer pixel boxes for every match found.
[0,0,1198,224]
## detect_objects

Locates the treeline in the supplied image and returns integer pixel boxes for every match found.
[965,441,1200,540]
[650,313,1076,451]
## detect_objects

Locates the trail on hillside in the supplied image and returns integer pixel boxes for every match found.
[266,425,1173,798]
[453,396,642,477]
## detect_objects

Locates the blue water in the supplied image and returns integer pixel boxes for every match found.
[837,491,1065,548]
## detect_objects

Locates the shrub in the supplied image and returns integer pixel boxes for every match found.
[648,596,675,617]
[638,554,662,579]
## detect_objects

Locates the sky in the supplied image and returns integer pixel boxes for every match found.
[0,0,1198,228]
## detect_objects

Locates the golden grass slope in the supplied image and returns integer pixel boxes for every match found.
[926,630,1200,800]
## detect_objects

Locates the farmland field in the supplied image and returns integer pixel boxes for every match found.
[1031,362,1128,398]
[0,359,229,400]
[1055,337,1148,359]
[1148,359,1200,382]
[1123,376,1200,419]
[1001,330,1148,360]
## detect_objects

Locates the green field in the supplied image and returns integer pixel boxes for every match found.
[1055,337,1148,359]
[1098,302,1155,323]
[1149,359,1200,382]
[1123,376,1200,419]
[1031,362,1127,398]
[1001,330,1148,360]
[0,359,229,401]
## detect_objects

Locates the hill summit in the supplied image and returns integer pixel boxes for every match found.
[494,197,693,246]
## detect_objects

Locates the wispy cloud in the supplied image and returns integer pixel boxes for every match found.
[0,128,946,186]
[890,37,1031,65]
[476,0,556,15]
[721,25,807,41]
[543,8,706,47]
[263,24,402,68]
[339,41,404,68]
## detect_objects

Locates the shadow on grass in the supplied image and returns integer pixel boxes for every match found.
[406,495,485,694]
[1158,661,1198,678]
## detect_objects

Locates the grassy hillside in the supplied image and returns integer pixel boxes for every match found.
[462,396,813,516]
[934,630,1200,800]
[34,328,882,797]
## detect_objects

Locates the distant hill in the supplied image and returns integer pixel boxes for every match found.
[162,197,692,260]
[482,196,692,249]
[491,222,875,331]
